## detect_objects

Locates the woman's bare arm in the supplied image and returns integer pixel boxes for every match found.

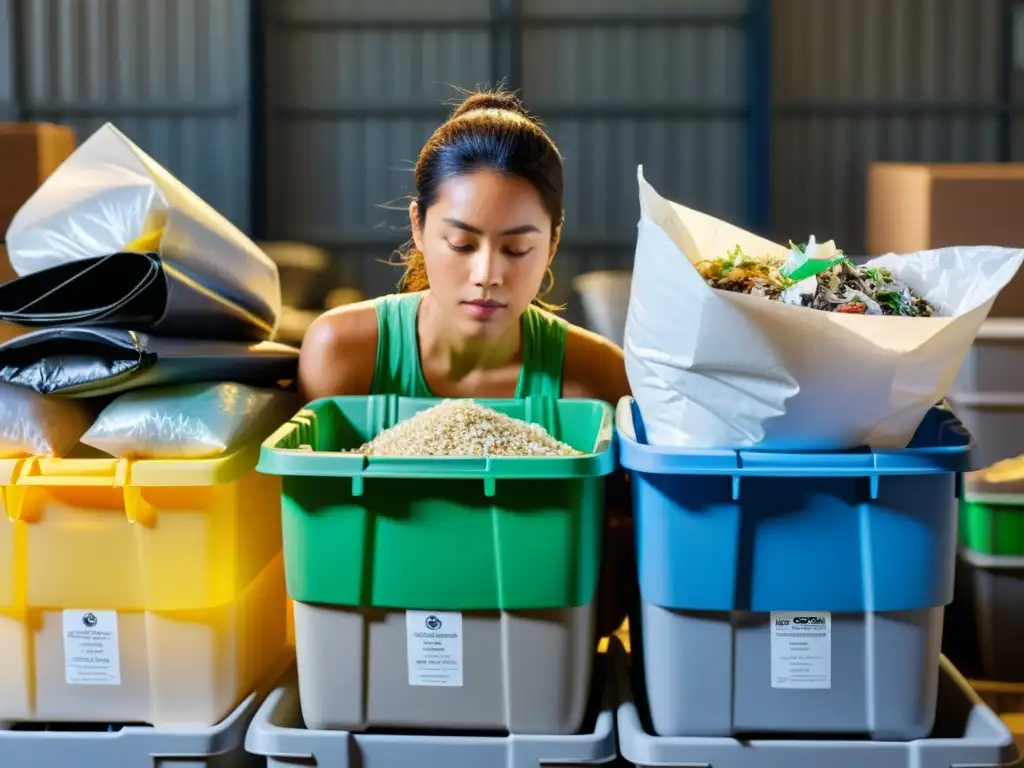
[297,301,380,402]
[562,324,634,638]
[561,324,631,406]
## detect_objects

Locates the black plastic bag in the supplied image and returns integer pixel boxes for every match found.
[0,252,276,342]
[0,327,299,398]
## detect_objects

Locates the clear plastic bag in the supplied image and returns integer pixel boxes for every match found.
[0,384,94,457]
[5,123,282,340]
[81,382,299,459]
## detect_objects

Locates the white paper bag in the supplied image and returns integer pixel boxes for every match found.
[625,166,1024,450]
[4,123,281,337]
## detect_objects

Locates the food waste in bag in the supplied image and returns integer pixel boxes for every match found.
[3,123,281,342]
[624,165,1024,451]
[696,238,935,317]
[82,382,301,459]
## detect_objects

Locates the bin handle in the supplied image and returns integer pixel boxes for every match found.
[123,486,156,526]
[13,457,129,486]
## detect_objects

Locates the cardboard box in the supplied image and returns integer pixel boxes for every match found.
[0,244,22,341]
[0,244,13,284]
[867,163,1024,316]
[0,122,76,237]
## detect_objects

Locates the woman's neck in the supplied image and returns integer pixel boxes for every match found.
[418,292,522,380]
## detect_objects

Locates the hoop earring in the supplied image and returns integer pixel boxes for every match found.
[539,267,555,297]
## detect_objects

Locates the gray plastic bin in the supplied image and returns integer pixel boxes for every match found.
[950,318,1024,492]
[0,681,268,768]
[963,549,1024,682]
[618,653,1019,768]
[638,600,944,740]
[244,652,617,768]
[948,394,1024,472]
[292,600,596,734]
[953,319,1024,394]
[941,551,984,680]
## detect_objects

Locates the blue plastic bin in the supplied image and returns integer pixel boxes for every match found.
[616,398,972,741]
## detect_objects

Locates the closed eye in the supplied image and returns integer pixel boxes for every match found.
[505,246,533,257]
[445,239,475,253]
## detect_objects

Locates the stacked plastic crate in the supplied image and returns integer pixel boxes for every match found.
[947,319,1024,742]
[614,396,1019,768]
[0,444,292,766]
[247,395,621,767]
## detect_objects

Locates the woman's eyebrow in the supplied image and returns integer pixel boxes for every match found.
[442,218,483,234]
[442,218,540,236]
[500,224,541,235]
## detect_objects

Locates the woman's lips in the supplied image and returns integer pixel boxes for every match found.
[462,299,506,319]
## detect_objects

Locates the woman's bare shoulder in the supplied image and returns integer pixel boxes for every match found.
[298,300,380,400]
[561,322,630,405]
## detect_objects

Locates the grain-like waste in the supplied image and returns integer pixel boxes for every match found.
[351,399,583,457]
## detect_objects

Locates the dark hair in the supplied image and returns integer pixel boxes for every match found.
[397,89,565,311]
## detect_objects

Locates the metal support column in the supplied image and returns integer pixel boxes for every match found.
[999,0,1017,160]
[0,0,25,122]
[745,0,772,235]
[491,0,522,93]
[248,0,268,239]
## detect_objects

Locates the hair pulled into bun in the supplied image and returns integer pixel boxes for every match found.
[450,90,539,124]
[398,88,563,309]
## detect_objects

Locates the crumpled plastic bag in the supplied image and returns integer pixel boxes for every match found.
[4,123,281,341]
[0,327,300,399]
[625,165,1024,450]
[0,384,94,457]
[0,250,279,342]
[81,382,300,459]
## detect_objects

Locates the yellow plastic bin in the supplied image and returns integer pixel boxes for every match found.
[0,444,288,728]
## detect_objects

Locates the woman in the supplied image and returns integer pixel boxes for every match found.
[299,89,632,637]
[298,89,629,407]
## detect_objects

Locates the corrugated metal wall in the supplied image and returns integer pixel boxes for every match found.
[0,0,253,232]
[265,0,754,321]
[0,1,15,120]
[264,0,492,305]
[2,1,1017,302]
[772,0,1010,255]
[520,0,751,317]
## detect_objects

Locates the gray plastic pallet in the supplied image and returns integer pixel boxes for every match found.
[618,654,1019,768]
[244,654,618,767]
[0,687,263,768]
[0,654,294,768]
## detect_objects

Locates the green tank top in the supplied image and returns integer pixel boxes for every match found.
[371,292,568,398]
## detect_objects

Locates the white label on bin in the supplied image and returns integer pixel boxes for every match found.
[63,610,121,686]
[770,611,831,689]
[406,610,463,687]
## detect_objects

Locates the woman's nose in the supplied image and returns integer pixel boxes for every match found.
[470,248,502,287]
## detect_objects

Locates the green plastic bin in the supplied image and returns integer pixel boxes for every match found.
[257,395,615,611]
[961,495,1024,557]
[257,395,615,734]
[958,496,1024,682]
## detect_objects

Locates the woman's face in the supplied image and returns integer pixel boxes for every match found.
[411,169,554,340]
